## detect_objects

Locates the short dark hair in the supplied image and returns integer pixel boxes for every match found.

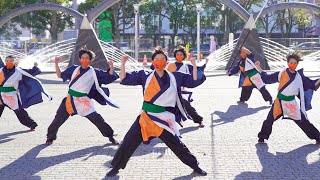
[286,52,302,63]
[173,46,187,59]
[151,46,168,61]
[79,49,96,61]
[5,55,15,60]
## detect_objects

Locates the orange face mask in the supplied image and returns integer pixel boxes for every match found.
[240,51,247,58]
[288,64,297,71]
[6,62,14,69]
[152,60,166,70]
[176,55,184,62]
[80,59,90,68]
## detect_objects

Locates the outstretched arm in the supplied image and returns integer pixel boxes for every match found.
[23,63,41,76]
[120,55,129,81]
[298,69,320,91]
[255,61,279,84]
[55,56,62,78]
[107,60,114,75]
[190,58,197,80]
[196,58,209,72]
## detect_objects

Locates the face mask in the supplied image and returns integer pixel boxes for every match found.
[6,62,14,69]
[152,60,166,70]
[80,59,90,68]
[240,51,247,58]
[288,64,297,71]
[176,55,184,62]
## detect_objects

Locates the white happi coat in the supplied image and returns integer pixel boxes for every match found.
[244,58,265,90]
[278,69,307,120]
[141,70,187,137]
[0,67,51,110]
[165,62,192,100]
[67,66,118,116]
[165,62,190,74]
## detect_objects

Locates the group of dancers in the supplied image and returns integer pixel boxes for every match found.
[1,45,320,177]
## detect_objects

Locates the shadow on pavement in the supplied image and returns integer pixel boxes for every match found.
[235,144,320,179]
[0,130,31,145]
[0,144,117,179]
[211,104,269,127]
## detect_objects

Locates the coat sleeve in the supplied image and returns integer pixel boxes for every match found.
[120,70,149,86]
[298,69,317,91]
[61,65,77,82]
[186,63,207,73]
[177,71,206,88]
[95,69,119,85]
[261,71,279,84]
[229,60,240,76]
[22,66,41,76]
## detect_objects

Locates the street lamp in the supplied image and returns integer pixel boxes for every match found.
[133,4,140,61]
[222,5,227,35]
[196,3,202,61]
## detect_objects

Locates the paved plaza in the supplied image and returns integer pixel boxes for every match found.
[1,72,320,180]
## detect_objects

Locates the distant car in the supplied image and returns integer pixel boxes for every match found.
[200,44,211,57]
[139,43,153,50]
[294,42,320,50]
[107,42,130,51]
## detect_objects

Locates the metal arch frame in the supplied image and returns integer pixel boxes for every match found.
[3,1,318,33]
[87,0,121,23]
[88,0,251,23]
[0,3,84,28]
[0,0,250,28]
[217,0,250,22]
[255,2,320,17]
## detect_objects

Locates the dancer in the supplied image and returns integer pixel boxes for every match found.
[46,49,119,145]
[0,55,52,130]
[257,53,320,144]
[107,47,207,177]
[228,47,272,104]
[165,46,208,127]
[31,62,41,76]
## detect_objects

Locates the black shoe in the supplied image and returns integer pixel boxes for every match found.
[30,124,38,131]
[193,167,207,176]
[258,138,265,143]
[198,122,205,128]
[106,168,119,177]
[45,139,53,145]
[109,136,119,145]
[269,99,273,105]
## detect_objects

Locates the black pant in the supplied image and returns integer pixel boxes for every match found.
[240,86,272,102]
[0,105,37,129]
[47,98,114,140]
[182,99,203,124]
[111,117,199,170]
[258,105,320,141]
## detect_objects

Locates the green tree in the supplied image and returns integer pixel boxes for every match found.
[12,0,74,41]
[151,0,185,47]
[259,0,279,38]
[295,9,313,38]
[179,0,219,46]
[0,0,22,39]
[140,0,167,46]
